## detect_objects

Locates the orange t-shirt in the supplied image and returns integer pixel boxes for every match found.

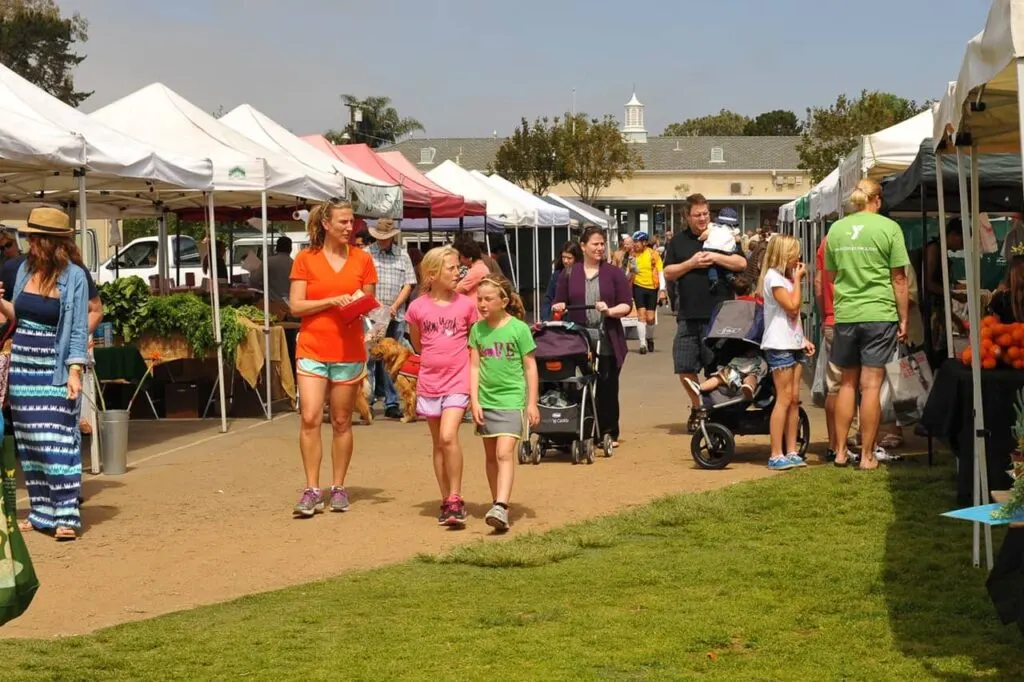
[291,247,378,363]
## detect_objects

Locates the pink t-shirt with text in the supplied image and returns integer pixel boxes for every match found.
[405,293,478,397]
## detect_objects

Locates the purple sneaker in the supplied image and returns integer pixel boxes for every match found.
[329,486,350,512]
[293,488,324,517]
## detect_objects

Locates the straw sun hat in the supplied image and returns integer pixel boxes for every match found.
[21,207,73,236]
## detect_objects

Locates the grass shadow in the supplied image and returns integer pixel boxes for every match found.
[883,462,1021,679]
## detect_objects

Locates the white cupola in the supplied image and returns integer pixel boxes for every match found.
[622,91,647,144]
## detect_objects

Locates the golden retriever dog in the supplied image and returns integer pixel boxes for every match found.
[368,337,419,423]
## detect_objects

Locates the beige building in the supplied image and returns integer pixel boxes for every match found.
[386,92,809,235]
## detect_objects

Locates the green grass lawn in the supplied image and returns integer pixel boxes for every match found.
[4,460,1022,681]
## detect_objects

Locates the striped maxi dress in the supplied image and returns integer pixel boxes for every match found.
[8,292,81,531]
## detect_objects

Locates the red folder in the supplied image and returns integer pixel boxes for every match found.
[337,293,380,325]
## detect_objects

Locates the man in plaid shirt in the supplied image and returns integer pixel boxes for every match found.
[367,218,417,419]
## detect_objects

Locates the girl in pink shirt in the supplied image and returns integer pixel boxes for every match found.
[406,246,478,528]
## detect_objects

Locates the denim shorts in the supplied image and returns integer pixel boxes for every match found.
[416,393,470,418]
[764,349,804,371]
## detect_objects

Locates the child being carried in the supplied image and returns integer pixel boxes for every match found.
[698,207,741,294]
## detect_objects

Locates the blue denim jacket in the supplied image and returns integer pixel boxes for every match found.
[13,261,89,386]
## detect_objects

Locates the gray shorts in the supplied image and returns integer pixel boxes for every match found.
[673,319,714,375]
[830,322,898,369]
[476,408,527,440]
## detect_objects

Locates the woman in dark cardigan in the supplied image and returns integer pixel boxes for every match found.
[552,226,633,446]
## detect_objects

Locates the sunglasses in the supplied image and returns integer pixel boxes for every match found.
[0,240,14,250]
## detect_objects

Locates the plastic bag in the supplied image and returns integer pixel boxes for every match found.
[979,213,999,254]
[881,345,932,426]
[811,337,828,408]
[0,432,39,626]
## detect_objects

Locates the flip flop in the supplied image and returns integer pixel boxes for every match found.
[54,527,77,541]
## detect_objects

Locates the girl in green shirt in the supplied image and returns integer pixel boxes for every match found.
[469,275,539,532]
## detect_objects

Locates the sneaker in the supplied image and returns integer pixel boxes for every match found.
[437,499,451,525]
[646,339,655,353]
[768,456,795,471]
[872,445,902,463]
[638,344,648,355]
[824,449,837,463]
[786,453,808,468]
[329,486,350,512]
[385,407,402,420]
[293,488,324,517]
[687,411,701,433]
[443,495,467,528]
[485,504,510,532]
[683,378,703,397]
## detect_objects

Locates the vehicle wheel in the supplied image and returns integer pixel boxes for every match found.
[518,440,531,465]
[531,436,543,465]
[796,408,811,460]
[690,423,735,470]
[584,439,595,465]
[570,441,581,465]
[602,433,614,458]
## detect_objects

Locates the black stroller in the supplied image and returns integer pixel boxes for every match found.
[520,309,613,465]
[690,299,810,469]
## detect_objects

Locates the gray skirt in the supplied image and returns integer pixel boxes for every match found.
[476,408,527,440]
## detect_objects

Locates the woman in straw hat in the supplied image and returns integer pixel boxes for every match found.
[0,208,90,540]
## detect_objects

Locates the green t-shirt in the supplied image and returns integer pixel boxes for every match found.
[825,212,910,324]
[469,317,536,410]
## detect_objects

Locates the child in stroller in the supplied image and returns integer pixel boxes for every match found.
[687,297,810,469]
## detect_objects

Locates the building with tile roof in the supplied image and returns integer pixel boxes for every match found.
[383,92,809,235]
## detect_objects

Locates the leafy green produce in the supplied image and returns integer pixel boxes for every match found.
[97,276,151,341]
[135,293,248,360]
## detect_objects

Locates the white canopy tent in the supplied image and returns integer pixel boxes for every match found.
[219,104,402,218]
[92,83,350,431]
[474,172,570,319]
[809,167,842,218]
[544,194,610,230]
[838,107,935,204]
[426,160,536,289]
[931,0,1024,570]
[778,199,797,226]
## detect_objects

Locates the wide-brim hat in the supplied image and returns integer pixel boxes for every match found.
[22,207,73,236]
[369,218,400,241]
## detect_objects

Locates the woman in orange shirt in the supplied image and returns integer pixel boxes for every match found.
[289,200,378,517]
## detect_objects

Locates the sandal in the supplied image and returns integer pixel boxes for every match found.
[17,519,33,533]
[54,527,77,541]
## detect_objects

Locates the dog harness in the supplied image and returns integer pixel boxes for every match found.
[398,354,421,379]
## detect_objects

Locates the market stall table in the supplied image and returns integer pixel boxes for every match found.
[921,361,1016,505]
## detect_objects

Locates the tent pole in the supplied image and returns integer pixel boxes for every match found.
[427,211,434,246]
[207,193,229,434]
[76,172,100,476]
[935,153,955,358]
[533,223,540,321]
[157,211,169,294]
[261,191,272,420]
[505,231,516,290]
[175,218,182,287]
[514,228,521,291]
[969,145,994,570]
[919,179,932,361]
[955,148,987,569]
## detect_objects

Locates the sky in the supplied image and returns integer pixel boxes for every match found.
[60,0,990,140]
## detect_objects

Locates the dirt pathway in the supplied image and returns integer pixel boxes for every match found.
[5,323,829,638]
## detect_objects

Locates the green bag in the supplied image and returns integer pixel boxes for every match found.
[0,434,39,625]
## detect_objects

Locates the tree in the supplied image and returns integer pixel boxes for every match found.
[0,0,90,106]
[744,109,802,136]
[557,114,643,203]
[324,95,425,148]
[797,90,930,182]
[492,117,564,195]
[663,109,750,137]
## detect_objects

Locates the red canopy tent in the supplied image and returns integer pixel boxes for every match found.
[379,151,486,217]
[330,142,470,219]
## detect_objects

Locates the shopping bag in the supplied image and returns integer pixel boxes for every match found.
[883,345,931,426]
[0,432,39,626]
[811,337,828,408]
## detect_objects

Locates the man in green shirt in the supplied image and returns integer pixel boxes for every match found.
[824,179,910,470]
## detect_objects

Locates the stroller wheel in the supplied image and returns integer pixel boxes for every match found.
[584,439,595,465]
[518,440,531,465]
[690,422,735,470]
[570,441,581,465]
[796,408,811,460]
[602,433,614,458]
[531,436,543,465]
